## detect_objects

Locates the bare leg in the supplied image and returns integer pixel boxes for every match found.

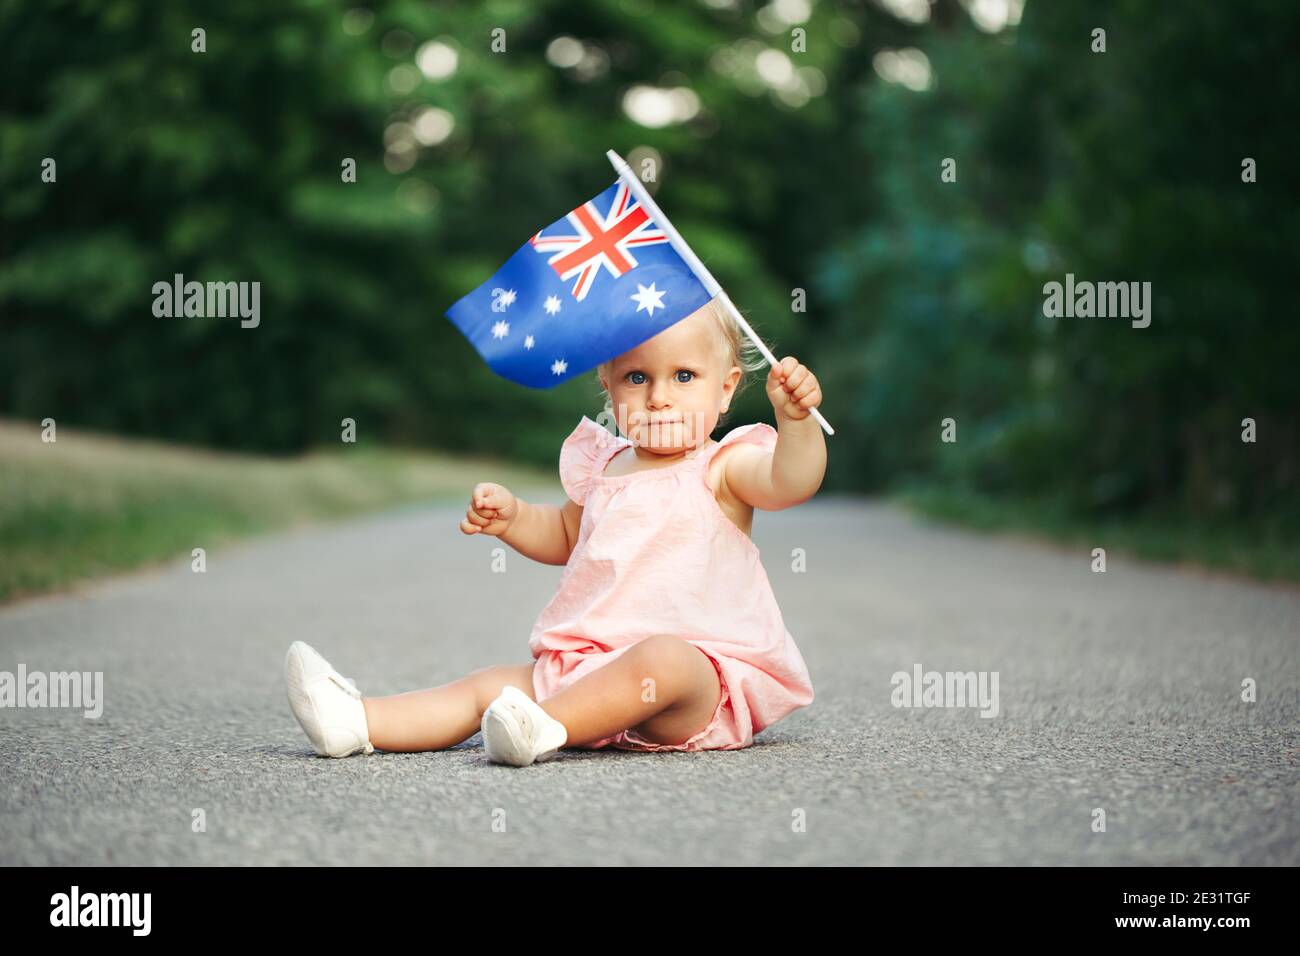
[537,635,723,747]
[362,663,536,752]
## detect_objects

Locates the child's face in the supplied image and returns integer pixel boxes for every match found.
[600,306,741,454]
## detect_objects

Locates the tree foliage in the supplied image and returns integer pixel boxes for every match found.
[1,0,1293,535]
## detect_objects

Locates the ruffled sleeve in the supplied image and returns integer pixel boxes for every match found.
[701,420,778,488]
[559,415,625,505]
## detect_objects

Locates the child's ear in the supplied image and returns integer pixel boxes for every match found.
[723,364,742,399]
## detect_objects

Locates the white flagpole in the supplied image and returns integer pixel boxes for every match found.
[605,149,834,437]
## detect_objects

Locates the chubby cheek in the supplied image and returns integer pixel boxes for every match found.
[609,386,642,417]
[610,391,642,435]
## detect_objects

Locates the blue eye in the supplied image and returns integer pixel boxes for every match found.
[626,370,693,384]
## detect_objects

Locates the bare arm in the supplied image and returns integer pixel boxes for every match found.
[498,497,583,566]
[461,482,583,566]
[722,357,828,511]
[723,418,826,510]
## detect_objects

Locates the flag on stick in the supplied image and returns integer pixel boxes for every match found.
[444,150,833,435]
[444,178,713,388]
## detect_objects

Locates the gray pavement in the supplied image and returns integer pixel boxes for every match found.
[1,497,1296,865]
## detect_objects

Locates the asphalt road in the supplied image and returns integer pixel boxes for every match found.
[1,497,1296,865]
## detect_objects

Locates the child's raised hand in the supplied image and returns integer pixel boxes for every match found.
[461,482,518,537]
[766,356,823,423]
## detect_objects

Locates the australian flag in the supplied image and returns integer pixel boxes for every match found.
[445,178,714,388]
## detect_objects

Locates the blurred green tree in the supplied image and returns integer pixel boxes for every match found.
[819,0,1297,536]
[2,0,1295,551]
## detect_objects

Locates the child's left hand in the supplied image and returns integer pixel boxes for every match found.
[766,356,822,423]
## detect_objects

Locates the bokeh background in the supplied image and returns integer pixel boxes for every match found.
[2,0,1296,598]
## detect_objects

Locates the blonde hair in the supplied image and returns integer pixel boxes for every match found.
[595,297,767,427]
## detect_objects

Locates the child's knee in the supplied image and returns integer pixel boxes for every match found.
[629,635,709,687]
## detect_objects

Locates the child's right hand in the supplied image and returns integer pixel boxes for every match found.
[460,482,518,537]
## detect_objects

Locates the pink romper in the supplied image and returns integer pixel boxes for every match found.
[528,415,815,751]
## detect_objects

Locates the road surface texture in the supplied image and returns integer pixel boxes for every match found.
[1,497,1296,865]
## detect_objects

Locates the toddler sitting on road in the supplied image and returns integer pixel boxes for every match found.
[285,297,823,766]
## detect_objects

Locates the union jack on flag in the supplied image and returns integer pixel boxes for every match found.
[445,178,713,388]
[530,179,672,301]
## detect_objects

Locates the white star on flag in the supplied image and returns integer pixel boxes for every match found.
[491,320,509,339]
[630,282,667,316]
[543,295,562,315]
[524,335,535,349]
[551,358,567,376]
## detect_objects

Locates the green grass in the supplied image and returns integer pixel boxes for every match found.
[899,485,1300,584]
[0,419,555,603]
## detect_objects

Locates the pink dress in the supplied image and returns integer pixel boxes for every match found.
[528,415,815,751]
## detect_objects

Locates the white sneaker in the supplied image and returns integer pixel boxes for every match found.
[284,641,375,758]
[481,685,568,767]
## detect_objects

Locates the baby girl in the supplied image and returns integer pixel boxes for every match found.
[284,296,825,766]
